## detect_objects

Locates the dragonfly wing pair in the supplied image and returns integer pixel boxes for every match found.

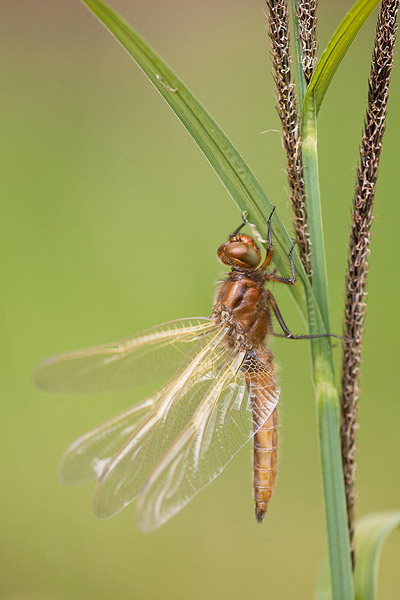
[36,318,280,531]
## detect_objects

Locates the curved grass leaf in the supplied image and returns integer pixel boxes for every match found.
[354,511,400,599]
[80,0,307,312]
[305,0,381,114]
[316,511,400,600]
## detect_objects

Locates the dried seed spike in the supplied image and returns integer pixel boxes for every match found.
[296,0,318,84]
[266,0,311,276]
[340,0,399,569]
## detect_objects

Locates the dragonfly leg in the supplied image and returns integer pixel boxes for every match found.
[265,238,296,285]
[268,291,344,340]
[260,206,276,270]
[231,212,247,236]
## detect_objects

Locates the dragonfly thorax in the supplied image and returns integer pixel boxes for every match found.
[212,276,271,350]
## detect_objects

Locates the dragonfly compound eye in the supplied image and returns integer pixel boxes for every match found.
[220,241,261,269]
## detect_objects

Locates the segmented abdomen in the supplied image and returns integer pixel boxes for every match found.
[253,408,278,523]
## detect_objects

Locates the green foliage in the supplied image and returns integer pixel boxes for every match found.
[316,512,400,600]
[80,1,396,599]
[354,512,400,599]
[80,0,307,311]
[305,0,382,114]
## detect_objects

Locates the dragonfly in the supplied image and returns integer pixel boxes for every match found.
[36,208,338,532]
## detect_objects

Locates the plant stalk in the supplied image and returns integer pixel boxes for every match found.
[302,94,353,599]
[305,313,354,600]
[301,97,330,332]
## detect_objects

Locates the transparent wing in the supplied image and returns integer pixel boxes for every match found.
[92,325,230,518]
[35,318,216,393]
[91,324,280,528]
[58,395,159,485]
[136,351,280,531]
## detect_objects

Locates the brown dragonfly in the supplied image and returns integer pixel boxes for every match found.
[36,208,337,531]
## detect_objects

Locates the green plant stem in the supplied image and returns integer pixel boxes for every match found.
[302,98,354,597]
[315,369,354,600]
[303,305,354,599]
[302,98,330,332]
[301,35,353,593]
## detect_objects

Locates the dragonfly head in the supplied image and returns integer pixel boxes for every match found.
[217,234,261,269]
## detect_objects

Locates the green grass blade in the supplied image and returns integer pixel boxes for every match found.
[305,0,381,114]
[80,0,308,310]
[315,511,400,600]
[354,512,400,599]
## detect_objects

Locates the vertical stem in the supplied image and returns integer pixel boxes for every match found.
[302,97,330,332]
[291,1,353,594]
[302,89,353,597]
[305,305,354,600]
[315,379,354,600]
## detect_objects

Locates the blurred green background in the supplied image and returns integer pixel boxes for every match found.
[1,1,399,598]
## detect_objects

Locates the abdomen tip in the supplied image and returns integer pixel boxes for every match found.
[255,508,266,523]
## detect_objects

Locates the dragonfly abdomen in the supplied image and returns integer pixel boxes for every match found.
[253,408,278,523]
